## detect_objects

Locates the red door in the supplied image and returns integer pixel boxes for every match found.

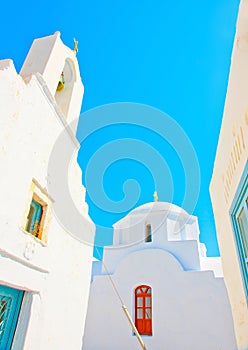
[135,285,152,335]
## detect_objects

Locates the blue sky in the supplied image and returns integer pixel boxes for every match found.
[1,0,240,257]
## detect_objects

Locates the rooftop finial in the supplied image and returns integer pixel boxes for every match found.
[73,38,78,55]
[153,191,158,202]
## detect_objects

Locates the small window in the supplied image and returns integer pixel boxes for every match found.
[145,224,152,243]
[135,285,152,336]
[26,198,45,239]
[231,170,248,302]
[22,179,52,243]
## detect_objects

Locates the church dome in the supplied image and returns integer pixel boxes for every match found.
[113,201,192,228]
[129,201,189,216]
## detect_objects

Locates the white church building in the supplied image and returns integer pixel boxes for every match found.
[0,33,95,349]
[83,201,237,350]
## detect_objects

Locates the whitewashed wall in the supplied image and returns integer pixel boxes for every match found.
[0,33,95,349]
[210,0,248,348]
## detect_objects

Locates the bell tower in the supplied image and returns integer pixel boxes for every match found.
[20,32,84,127]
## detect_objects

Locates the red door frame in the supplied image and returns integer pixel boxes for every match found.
[135,285,152,335]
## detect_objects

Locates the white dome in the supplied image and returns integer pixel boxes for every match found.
[129,201,189,216]
[113,201,191,228]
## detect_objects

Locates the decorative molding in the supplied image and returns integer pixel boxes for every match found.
[24,242,36,261]
[222,124,246,203]
[0,247,49,274]
[32,178,54,203]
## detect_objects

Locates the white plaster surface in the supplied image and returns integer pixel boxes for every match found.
[210,1,248,348]
[20,32,84,130]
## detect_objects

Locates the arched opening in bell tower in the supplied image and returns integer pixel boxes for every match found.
[55,58,76,119]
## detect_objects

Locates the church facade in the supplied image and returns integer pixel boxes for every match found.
[83,202,237,350]
[0,33,95,349]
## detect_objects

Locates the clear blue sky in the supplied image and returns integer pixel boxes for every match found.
[1,0,240,257]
